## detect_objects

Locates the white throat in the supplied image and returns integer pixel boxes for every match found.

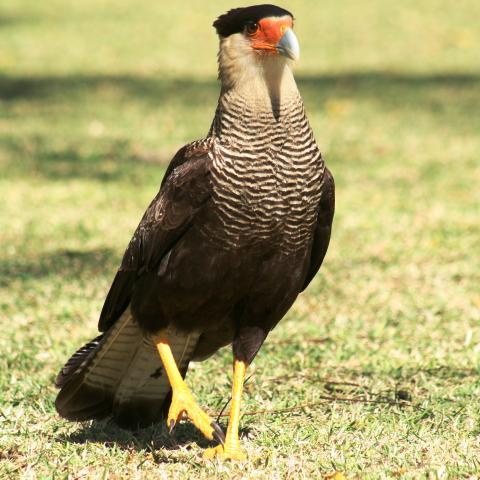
[217,33,299,111]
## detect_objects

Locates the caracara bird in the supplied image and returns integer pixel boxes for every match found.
[55,4,335,460]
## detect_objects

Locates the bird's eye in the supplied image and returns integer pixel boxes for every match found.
[245,22,258,35]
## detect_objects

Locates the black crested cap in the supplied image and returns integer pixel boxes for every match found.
[213,4,293,38]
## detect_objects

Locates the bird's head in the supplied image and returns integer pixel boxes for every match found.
[213,4,299,89]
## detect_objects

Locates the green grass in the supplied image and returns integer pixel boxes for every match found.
[1,0,480,478]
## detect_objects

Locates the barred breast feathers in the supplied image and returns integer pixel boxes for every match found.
[202,41,325,252]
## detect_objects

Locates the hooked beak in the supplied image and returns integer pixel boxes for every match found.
[276,28,300,61]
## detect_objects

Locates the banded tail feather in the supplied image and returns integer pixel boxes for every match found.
[55,307,200,429]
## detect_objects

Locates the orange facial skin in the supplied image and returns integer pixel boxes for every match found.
[248,16,293,54]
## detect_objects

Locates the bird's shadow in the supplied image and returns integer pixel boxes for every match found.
[59,419,251,463]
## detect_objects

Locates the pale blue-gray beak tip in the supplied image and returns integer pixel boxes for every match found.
[276,28,300,61]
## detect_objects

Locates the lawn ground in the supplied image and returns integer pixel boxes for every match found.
[1,1,480,478]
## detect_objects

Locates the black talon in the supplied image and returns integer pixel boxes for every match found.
[168,419,176,434]
[211,421,226,445]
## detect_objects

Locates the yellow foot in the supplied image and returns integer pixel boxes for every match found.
[204,443,247,461]
[168,387,225,444]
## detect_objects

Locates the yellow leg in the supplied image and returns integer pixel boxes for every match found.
[204,358,247,461]
[153,334,225,444]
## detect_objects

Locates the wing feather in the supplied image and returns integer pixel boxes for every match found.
[302,167,335,290]
[99,142,212,331]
